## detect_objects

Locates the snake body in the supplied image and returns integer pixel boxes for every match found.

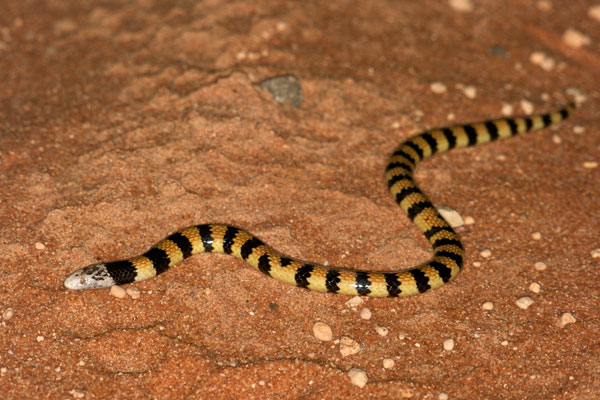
[64,104,573,297]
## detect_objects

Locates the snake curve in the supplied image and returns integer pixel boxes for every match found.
[64,103,574,297]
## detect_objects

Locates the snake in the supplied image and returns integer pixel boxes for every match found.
[64,103,574,297]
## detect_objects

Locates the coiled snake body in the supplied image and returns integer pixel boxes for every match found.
[64,104,573,297]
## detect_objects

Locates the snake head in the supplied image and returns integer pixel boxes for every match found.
[64,263,115,290]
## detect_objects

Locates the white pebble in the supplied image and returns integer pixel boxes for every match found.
[573,125,585,134]
[520,100,534,115]
[589,5,600,21]
[562,28,591,48]
[359,308,372,320]
[531,232,542,240]
[398,332,407,340]
[339,337,361,357]
[448,0,473,12]
[480,249,492,258]
[313,322,333,342]
[501,103,514,116]
[69,389,85,399]
[501,340,508,346]
[591,248,600,258]
[515,296,534,309]
[345,296,364,309]
[482,301,494,311]
[529,282,541,293]
[347,368,368,388]
[109,285,127,299]
[558,313,576,328]
[375,326,389,337]
[126,286,141,299]
[437,205,464,228]
[472,261,481,267]
[430,82,447,94]
[464,216,475,225]
[382,358,395,369]
[529,51,555,71]
[534,262,547,271]
[439,393,449,400]
[583,161,598,169]
[36,335,44,342]
[0,367,7,376]
[443,338,455,351]
[462,85,477,99]
[34,242,46,250]
[552,134,562,144]
[2,308,14,320]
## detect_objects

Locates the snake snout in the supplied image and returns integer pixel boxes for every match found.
[64,263,114,290]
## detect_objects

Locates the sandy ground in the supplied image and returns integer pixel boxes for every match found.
[1,0,599,399]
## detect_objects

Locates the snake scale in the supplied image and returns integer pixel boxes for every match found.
[64,103,574,297]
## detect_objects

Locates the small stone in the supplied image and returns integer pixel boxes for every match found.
[359,308,372,320]
[36,335,44,342]
[529,51,555,71]
[69,389,85,399]
[398,332,407,340]
[34,242,46,250]
[529,282,541,293]
[340,337,361,357]
[583,161,598,169]
[347,368,368,388]
[501,340,508,346]
[464,216,475,225]
[482,301,494,311]
[345,296,364,309]
[126,286,141,299]
[562,28,591,48]
[532,232,542,240]
[552,134,562,144]
[591,248,600,258]
[313,322,333,342]
[375,326,389,337]
[448,0,474,12]
[2,308,14,320]
[480,249,492,258]
[472,261,481,267]
[382,358,395,369]
[501,103,514,116]
[589,5,600,22]
[515,296,534,309]
[0,367,7,376]
[109,285,127,299]
[259,75,304,107]
[443,338,455,351]
[558,312,576,328]
[462,85,477,99]
[534,262,547,271]
[536,0,552,11]
[439,393,449,400]
[430,82,447,94]
[520,100,534,115]
[437,205,464,228]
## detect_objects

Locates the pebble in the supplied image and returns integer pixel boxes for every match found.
[534,262,547,271]
[552,134,562,144]
[443,338,455,351]
[340,337,361,357]
[437,205,464,228]
[501,103,514,116]
[589,5,600,21]
[259,75,304,107]
[536,0,552,11]
[0,367,7,376]
[439,393,449,400]
[515,296,534,310]
[347,368,368,388]
[562,28,591,48]
[464,215,474,225]
[583,161,598,169]
[448,0,474,12]
[532,232,542,240]
[472,261,481,267]
[345,296,364,309]
[482,301,494,311]
[520,100,534,115]
[558,313,576,328]
[382,358,395,369]
[109,285,127,299]
[529,51,555,71]
[34,242,46,250]
[375,326,389,337]
[36,335,44,342]
[462,85,477,99]
[126,286,141,299]
[529,282,541,293]
[69,389,85,399]
[359,308,372,320]
[591,248,600,258]
[480,249,492,258]
[430,82,447,94]
[313,322,333,342]
[2,308,14,320]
